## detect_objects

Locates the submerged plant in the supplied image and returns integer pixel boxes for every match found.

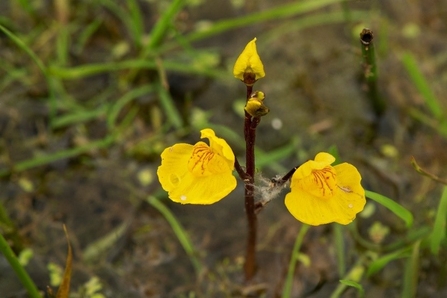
[157,37,366,282]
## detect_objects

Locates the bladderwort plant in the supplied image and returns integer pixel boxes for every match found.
[156,38,366,283]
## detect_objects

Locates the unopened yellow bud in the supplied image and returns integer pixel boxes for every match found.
[245,98,269,118]
[233,38,265,86]
[250,91,265,102]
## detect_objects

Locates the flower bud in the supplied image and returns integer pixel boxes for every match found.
[233,38,265,86]
[245,98,269,118]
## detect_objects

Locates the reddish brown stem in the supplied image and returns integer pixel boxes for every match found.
[243,85,259,281]
[234,158,249,181]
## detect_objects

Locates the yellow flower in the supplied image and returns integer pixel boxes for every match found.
[285,152,366,226]
[157,128,237,204]
[233,38,265,85]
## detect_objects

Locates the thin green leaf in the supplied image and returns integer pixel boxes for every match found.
[367,246,411,277]
[408,107,447,138]
[49,59,225,80]
[146,195,202,274]
[83,221,130,263]
[0,24,57,125]
[339,280,365,298]
[74,19,102,55]
[365,190,413,228]
[282,224,310,298]
[0,24,46,75]
[401,52,443,120]
[56,26,70,66]
[263,10,370,47]
[156,83,184,129]
[169,0,346,47]
[0,233,42,298]
[99,0,134,45]
[16,0,36,14]
[0,135,115,178]
[145,0,186,52]
[106,85,154,129]
[52,108,109,129]
[333,224,346,276]
[127,0,144,48]
[330,257,366,298]
[430,186,447,255]
[402,241,420,298]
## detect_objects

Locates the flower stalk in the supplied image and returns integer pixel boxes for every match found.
[360,28,385,117]
[233,37,267,281]
[243,84,258,281]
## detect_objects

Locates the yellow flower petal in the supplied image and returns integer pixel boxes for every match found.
[200,128,235,168]
[157,143,193,190]
[157,129,237,204]
[285,153,366,225]
[233,38,265,85]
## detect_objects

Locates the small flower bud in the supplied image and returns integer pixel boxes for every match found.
[233,38,265,86]
[245,98,269,118]
[250,91,265,102]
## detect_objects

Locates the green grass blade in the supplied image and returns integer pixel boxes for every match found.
[282,224,310,298]
[56,26,70,66]
[146,195,201,274]
[338,280,364,298]
[0,135,114,178]
[49,59,225,80]
[74,19,102,55]
[161,0,346,50]
[52,106,110,129]
[49,60,156,79]
[83,221,130,263]
[106,85,155,129]
[333,224,346,276]
[263,10,370,44]
[430,186,447,255]
[366,246,411,277]
[330,255,365,298]
[0,24,47,78]
[0,233,42,298]
[365,190,413,228]
[402,240,420,298]
[383,226,431,252]
[127,0,144,48]
[16,0,36,14]
[156,83,184,129]
[99,0,134,44]
[145,0,186,52]
[401,52,443,119]
[0,202,24,252]
[0,24,57,125]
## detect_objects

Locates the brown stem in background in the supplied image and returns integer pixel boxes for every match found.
[243,84,259,281]
[411,156,447,185]
[360,28,385,117]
